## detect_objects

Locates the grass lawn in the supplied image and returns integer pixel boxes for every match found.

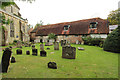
[1,43,119,78]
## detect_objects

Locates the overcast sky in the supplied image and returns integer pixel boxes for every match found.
[15,0,120,27]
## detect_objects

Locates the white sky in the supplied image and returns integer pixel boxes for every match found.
[15,0,120,27]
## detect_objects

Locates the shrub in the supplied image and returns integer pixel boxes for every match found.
[13,40,18,43]
[82,36,104,46]
[103,26,120,53]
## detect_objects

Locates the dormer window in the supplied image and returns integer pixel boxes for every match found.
[90,22,98,29]
[64,25,70,31]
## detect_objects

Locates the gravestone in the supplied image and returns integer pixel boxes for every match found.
[47,48,50,50]
[76,40,79,44]
[26,51,30,55]
[16,49,22,55]
[40,44,44,51]
[48,62,57,69]
[62,46,76,59]
[32,49,38,56]
[17,41,22,48]
[11,56,16,63]
[61,40,66,47]
[32,45,35,49]
[9,46,12,50]
[40,50,47,57]
[45,42,53,46]
[1,48,12,73]
[78,47,85,50]
[54,42,59,50]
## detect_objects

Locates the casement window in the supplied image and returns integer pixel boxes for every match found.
[64,25,70,31]
[10,20,14,37]
[89,22,98,29]
[23,26,25,32]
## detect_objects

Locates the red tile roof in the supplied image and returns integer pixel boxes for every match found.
[35,17,109,36]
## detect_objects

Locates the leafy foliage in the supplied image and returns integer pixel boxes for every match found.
[1,2,15,9]
[48,33,57,42]
[103,26,120,53]
[82,36,104,47]
[108,8,120,25]
[34,20,44,29]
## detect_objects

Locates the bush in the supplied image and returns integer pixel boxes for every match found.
[103,26,120,53]
[82,36,104,46]
[13,40,18,43]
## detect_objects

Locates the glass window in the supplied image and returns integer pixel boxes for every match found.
[90,22,98,29]
[64,25,70,31]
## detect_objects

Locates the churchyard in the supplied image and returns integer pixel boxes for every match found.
[0,42,118,78]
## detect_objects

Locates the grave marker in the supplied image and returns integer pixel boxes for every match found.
[16,49,22,55]
[54,42,59,50]
[62,46,76,59]
[32,49,38,56]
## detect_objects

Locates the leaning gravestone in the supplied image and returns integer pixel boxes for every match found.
[1,48,12,73]
[40,50,47,57]
[62,46,76,59]
[11,56,16,63]
[48,62,57,69]
[16,49,22,55]
[40,44,44,51]
[54,42,59,50]
[32,49,38,56]
[26,51,30,55]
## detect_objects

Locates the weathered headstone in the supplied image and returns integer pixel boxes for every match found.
[9,46,12,50]
[26,51,30,55]
[40,44,44,51]
[61,40,66,47]
[45,42,53,46]
[17,41,22,48]
[40,50,47,57]
[48,62,57,69]
[32,49,38,56]
[32,45,35,49]
[54,42,59,50]
[11,56,16,63]
[62,46,76,59]
[47,48,50,50]
[1,48,12,73]
[78,47,85,50]
[16,49,22,55]
[76,40,79,44]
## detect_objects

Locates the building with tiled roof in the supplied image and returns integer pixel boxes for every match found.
[31,17,109,43]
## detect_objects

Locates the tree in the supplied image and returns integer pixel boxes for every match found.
[34,20,43,29]
[48,33,57,42]
[103,26,120,53]
[108,9,120,25]
[0,13,11,46]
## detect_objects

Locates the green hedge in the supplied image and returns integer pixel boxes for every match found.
[82,36,104,47]
[103,26,120,53]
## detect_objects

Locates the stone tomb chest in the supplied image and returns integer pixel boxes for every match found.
[62,46,76,59]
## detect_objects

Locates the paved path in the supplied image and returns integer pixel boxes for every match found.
[0,46,17,51]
